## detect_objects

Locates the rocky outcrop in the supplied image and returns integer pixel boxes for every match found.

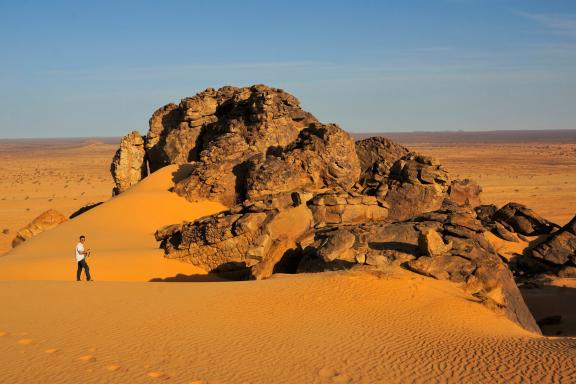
[112,84,551,334]
[493,203,559,236]
[245,124,361,200]
[110,85,318,198]
[384,153,451,220]
[355,138,452,220]
[110,131,147,195]
[156,192,313,279]
[530,215,576,274]
[297,205,541,334]
[12,209,67,248]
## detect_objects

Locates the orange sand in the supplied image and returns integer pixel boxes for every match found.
[0,165,226,281]
[0,270,574,384]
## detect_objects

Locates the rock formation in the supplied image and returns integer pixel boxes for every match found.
[12,209,67,248]
[530,215,576,276]
[110,131,147,195]
[111,85,318,201]
[113,84,552,334]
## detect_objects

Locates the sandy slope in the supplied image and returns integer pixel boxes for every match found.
[0,270,574,384]
[0,165,226,281]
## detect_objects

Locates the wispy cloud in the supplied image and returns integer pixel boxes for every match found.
[517,11,576,38]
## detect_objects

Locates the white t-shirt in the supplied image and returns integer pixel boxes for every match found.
[75,242,85,262]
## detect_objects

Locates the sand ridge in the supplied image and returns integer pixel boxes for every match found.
[0,271,574,383]
[0,164,226,281]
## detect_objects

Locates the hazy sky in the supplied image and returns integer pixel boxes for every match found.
[0,0,575,138]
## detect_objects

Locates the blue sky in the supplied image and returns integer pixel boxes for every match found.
[0,0,575,138]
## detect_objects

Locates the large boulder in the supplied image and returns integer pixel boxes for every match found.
[110,131,148,195]
[531,215,576,267]
[245,124,361,200]
[384,153,451,220]
[12,209,67,248]
[493,202,559,236]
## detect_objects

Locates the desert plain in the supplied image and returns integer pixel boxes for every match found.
[0,130,575,383]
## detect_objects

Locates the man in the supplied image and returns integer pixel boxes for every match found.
[75,235,92,281]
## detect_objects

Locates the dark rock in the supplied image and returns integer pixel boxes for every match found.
[493,203,558,236]
[492,222,519,242]
[531,215,576,265]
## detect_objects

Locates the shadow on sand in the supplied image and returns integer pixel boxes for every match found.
[520,280,576,337]
[149,273,233,283]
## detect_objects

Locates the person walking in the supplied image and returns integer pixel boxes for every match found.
[75,235,92,281]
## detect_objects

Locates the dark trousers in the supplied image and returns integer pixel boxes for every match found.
[77,259,91,281]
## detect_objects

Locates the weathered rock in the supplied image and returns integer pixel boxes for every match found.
[126,84,545,334]
[12,209,67,248]
[297,205,540,334]
[448,179,482,207]
[382,154,450,220]
[355,136,409,191]
[531,215,576,266]
[156,193,313,279]
[110,131,148,195]
[308,191,388,227]
[492,222,519,242]
[169,85,320,206]
[474,204,498,227]
[245,123,361,200]
[418,229,452,257]
[493,203,558,236]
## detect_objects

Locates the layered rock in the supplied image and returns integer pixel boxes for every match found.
[12,209,67,248]
[384,153,451,220]
[245,124,361,200]
[297,204,541,334]
[530,215,576,274]
[156,192,313,279]
[111,84,551,334]
[111,85,318,199]
[110,131,147,195]
[493,202,559,236]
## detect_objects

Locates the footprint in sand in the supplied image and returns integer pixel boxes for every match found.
[105,364,121,372]
[17,338,34,345]
[319,368,337,378]
[78,354,96,363]
[45,348,59,354]
[147,371,169,380]
[332,374,352,384]
[318,368,352,383]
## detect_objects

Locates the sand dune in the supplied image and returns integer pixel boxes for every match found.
[0,165,226,281]
[0,270,574,384]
